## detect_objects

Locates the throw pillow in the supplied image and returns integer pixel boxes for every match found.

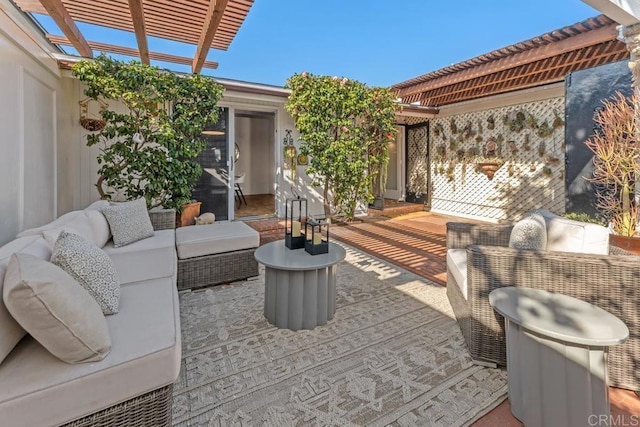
[50,231,120,315]
[101,198,154,247]
[3,254,111,364]
[509,212,547,250]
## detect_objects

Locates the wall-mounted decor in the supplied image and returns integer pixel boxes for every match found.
[297,154,308,166]
[283,129,297,179]
[429,96,565,221]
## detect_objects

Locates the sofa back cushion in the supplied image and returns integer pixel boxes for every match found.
[16,201,111,248]
[534,210,610,255]
[4,254,111,364]
[0,236,52,364]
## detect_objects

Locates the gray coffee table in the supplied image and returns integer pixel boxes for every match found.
[489,287,628,427]
[254,240,346,331]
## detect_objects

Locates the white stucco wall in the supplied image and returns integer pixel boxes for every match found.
[0,4,74,245]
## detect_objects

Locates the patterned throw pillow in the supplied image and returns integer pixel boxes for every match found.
[101,198,154,247]
[51,231,120,315]
[509,212,548,250]
[3,254,111,364]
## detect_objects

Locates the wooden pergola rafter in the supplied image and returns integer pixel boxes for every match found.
[47,34,219,69]
[14,0,254,72]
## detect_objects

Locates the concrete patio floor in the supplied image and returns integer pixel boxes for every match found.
[246,211,640,425]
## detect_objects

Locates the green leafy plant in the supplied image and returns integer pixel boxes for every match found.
[285,72,397,220]
[72,55,224,210]
[562,212,605,226]
[585,92,640,236]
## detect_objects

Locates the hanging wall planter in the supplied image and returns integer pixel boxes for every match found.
[79,97,108,131]
[477,161,503,180]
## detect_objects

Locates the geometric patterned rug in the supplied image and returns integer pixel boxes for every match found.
[172,244,508,426]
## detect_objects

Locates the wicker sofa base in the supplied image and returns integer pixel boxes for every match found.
[177,247,259,290]
[62,384,173,427]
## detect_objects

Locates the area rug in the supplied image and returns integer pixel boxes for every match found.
[172,244,508,426]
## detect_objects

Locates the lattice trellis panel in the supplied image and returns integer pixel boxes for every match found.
[407,125,429,198]
[429,97,565,222]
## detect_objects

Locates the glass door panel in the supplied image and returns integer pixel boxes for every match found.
[193,108,230,220]
[384,126,403,200]
[405,123,429,204]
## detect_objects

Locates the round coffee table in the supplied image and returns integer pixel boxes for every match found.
[489,287,628,427]
[254,240,346,330]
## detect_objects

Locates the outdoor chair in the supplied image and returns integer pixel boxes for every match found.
[446,219,640,392]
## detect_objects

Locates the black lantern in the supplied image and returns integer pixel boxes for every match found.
[285,197,307,249]
[304,218,329,255]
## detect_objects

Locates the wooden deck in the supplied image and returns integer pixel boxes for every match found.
[245,211,640,424]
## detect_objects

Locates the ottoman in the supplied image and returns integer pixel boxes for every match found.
[175,221,260,290]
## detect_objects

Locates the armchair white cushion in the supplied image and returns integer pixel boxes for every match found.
[534,210,609,255]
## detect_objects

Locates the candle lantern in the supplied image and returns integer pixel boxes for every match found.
[285,197,307,249]
[304,218,329,255]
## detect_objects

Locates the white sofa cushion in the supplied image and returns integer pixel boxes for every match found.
[3,254,111,364]
[51,232,120,315]
[175,221,259,259]
[0,277,181,427]
[447,249,468,300]
[103,229,176,285]
[0,236,51,364]
[101,199,154,247]
[509,212,547,250]
[534,210,610,255]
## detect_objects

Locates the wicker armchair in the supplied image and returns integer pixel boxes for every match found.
[446,221,640,392]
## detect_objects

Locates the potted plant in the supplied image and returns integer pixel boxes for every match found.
[72,55,224,225]
[584,91,640,251]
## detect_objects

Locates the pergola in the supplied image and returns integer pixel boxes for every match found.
[12,0,255,73]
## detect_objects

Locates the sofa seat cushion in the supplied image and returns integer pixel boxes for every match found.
[0,236,51,364]
[447,249,468,300]
[176,221,259,260]
[534,209,610,255]
[0,277,181,427]
[103,229,176,285]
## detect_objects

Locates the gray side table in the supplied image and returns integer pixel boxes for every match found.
[489,287,628,427]
[254,240,346,331]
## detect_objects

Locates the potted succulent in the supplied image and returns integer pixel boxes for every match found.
[584,91,640,251]
[72,55,224,224]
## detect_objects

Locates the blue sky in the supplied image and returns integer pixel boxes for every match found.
[37,0,600,88]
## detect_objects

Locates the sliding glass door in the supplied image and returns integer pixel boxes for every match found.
[193,108,230,220]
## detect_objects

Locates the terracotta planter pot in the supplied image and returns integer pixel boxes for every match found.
[177,201,202,228]
[609,234,640,255]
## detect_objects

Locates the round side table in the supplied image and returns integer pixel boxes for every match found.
[489,287,628,427]
[254,240,346,331]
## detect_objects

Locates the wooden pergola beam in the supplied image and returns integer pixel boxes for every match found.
[192,0,229,74]
[127,0,149,65]
[396,23,619,99]
[38,0,92,58]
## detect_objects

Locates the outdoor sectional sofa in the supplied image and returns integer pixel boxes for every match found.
[0,202,180,427]
[446,210,640,392]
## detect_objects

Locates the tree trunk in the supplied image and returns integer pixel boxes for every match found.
[323,179,331,218]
